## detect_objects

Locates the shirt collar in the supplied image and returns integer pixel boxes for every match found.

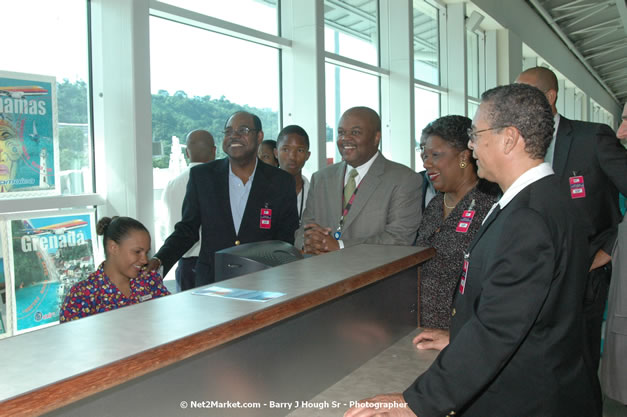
[345,151,380,185]
[497,162,554,210]
[229,158,258,183]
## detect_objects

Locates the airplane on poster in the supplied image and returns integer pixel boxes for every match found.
[22,219,88,236]
[28,121,51,144]
[0,85,48,99]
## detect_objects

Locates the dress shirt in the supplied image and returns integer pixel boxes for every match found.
[298,175,310,220]
[229,159,258,234]
[483,162,554,224]
[162,162,202,258]
[544,113,561,165]
[343,151,380,186]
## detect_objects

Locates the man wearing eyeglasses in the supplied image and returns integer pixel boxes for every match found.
[149,111,299,288]
[516,67,627,381]
[295,106,422,254]
[346,83,597,417]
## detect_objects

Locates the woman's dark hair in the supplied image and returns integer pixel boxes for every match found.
[421,115,472,153]
[97,216,149,257]
[260,139,279,164]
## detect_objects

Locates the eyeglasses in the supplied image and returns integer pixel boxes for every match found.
[467,126,508,143]
[223,127,257,137]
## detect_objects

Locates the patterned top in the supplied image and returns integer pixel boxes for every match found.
[416,185,497,329]
[60,262,170,322]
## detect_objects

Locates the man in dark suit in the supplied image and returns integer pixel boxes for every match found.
[345,84,597,417]
[149,111,299,288]
[517,67,627,375]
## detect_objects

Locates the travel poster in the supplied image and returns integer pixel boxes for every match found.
[0,233,6,336]
[0,71,58,195]
[9,211,95,332]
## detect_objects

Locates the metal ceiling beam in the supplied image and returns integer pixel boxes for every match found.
[596,56,627,69]
[528,0,619,103]
[586,43,627,60]
[617,0,627,37]
[570,17,621,35]
[582,38,627,54]
[553,0,596,12]
[578,25,620,46]
[564,2,613,29]
[326,0,376,24]
[601,66,627,78]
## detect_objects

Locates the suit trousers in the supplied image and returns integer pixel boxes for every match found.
[175,256,198,292]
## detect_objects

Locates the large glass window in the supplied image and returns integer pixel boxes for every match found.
[324,0,378,66]
[1,0,92,197]
[414,87,440,172]
[150,17,281,281]
[466,30,480,100]
[413,1,440,84]
[158,0,279,35]
[325,64,379,165]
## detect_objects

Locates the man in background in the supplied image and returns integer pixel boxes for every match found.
[150,111,298,287]
[161,129,215,291]
[516,67,627,377]
[295,106,421,254]
[275,125,311,227]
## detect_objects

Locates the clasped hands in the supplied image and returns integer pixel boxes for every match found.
[303,223,340,254]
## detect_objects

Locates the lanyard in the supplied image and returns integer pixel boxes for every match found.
[334,169,361,239]
[298,187,305,224]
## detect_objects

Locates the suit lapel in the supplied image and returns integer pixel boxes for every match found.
[239,160,269,237]
[342,154,384,231]
[327,162,346,223]
[467,204,501,254]
[553,116,573,177]
[216,159,237,236]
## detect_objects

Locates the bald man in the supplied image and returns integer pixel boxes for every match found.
[161,130,216,291]
[517,67,627,383]
[295,106,422,253]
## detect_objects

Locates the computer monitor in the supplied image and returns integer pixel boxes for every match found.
[214,240,304,281]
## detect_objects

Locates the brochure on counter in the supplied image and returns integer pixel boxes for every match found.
[192,286,285,302]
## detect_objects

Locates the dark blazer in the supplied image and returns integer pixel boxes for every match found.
[553,116,627,256]
[155,158,299,287]
[404,175,598,417]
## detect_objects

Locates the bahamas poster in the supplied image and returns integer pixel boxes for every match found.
[0,70,58,196]
[8,210,96,333]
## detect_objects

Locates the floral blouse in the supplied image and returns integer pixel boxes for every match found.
[60,262,170,322]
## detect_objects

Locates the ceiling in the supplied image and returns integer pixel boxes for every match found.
[527,0,627,105]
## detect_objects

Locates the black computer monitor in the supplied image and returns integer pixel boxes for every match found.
[214,240,304,281]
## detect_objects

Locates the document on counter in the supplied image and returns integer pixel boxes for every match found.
[192,286,286,302]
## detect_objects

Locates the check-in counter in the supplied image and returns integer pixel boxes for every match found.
[0,244,434,417]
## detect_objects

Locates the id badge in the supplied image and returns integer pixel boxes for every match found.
[569,176,586,199]
[260,208,272,229]
[459,259,469,294]
[139,294,152,302]
[456,210,475,233]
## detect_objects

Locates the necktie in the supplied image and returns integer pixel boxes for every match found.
[344,169,359,208]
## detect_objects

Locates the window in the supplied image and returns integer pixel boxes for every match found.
[149,16,281,280]
[414,87,440,172]
[324,0,378,66]
[325,64,380,164]
[158,0,279,35]
[466,30,479,100]
[0,0,92,197]
[413,1,440,85]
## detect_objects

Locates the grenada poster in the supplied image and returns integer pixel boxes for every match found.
[9,210,95,333]
[0,70,58,196]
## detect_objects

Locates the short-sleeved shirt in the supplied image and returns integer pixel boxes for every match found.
[60,262,170,322]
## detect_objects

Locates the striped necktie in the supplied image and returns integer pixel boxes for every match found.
[344,168,359,208]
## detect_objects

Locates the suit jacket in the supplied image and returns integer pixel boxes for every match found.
[404,175,598,417]
[553,116,627,256]
[155,158,299,287]
[294,153,422,248]
[601,214,627,404]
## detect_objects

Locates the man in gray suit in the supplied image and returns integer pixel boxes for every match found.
[295,106,422,254]
[601,102,627,406]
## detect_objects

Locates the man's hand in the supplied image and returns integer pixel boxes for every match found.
[344,394,416,417]
[303,223,339,254]
[145,258,162,273]
[589,249,611,271]
[413,328,450,351]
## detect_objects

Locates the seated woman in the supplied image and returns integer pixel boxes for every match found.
[60,216,170,322]
[415,115,498,334]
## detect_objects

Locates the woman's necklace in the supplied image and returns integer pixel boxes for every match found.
[443,193,456,209]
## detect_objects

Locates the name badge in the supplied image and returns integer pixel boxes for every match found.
[139,294,152,302]
[569,176,586,199]
[260,208,272,229]
[456,210,475,233]
[459,259,469,294]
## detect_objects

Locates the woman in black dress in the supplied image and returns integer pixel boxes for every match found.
[416,115,498,331]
